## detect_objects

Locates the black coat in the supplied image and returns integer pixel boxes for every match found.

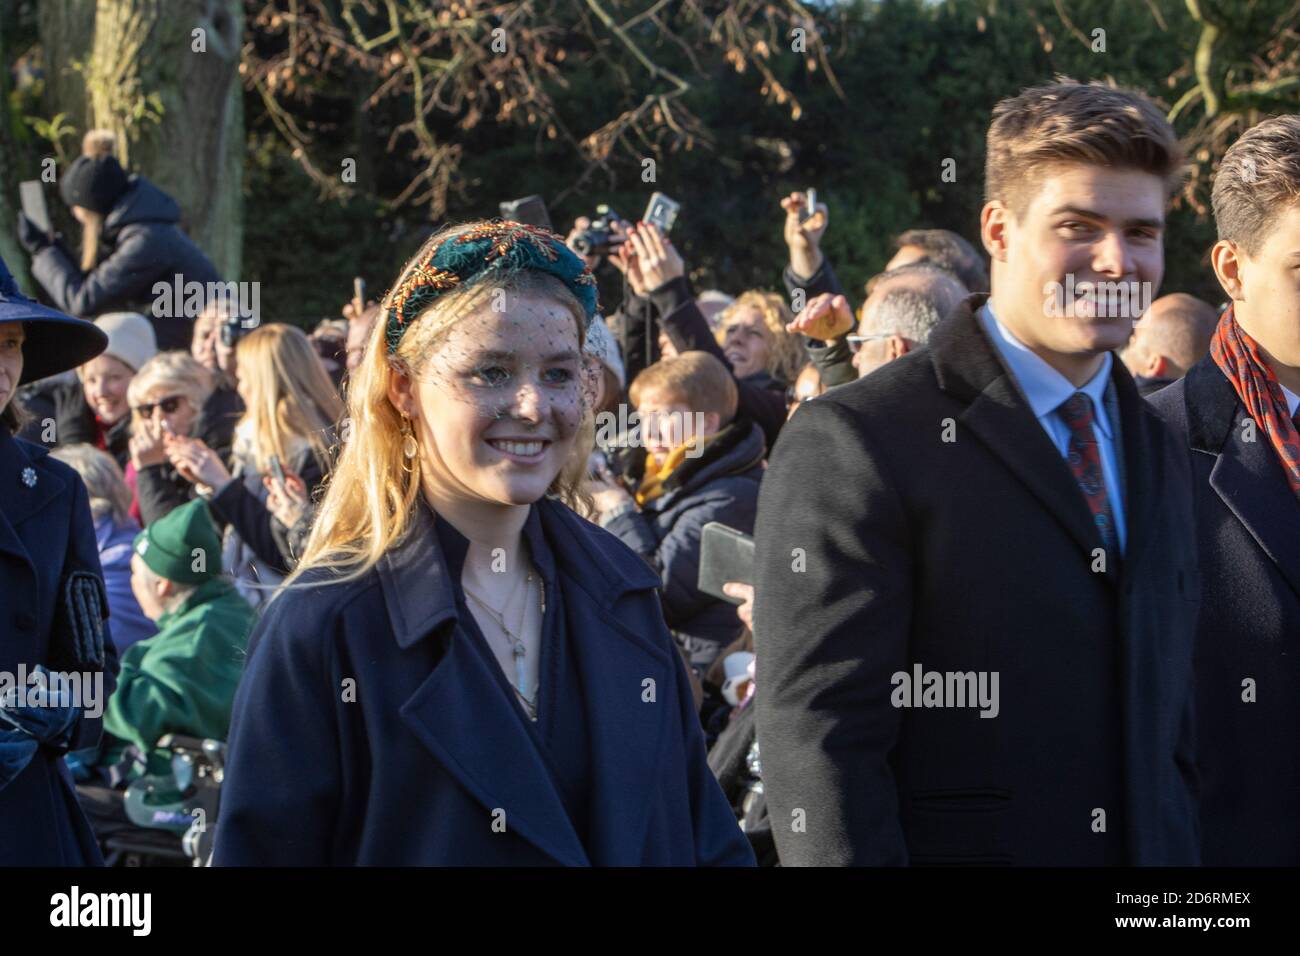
[752,296,1201,866]
[602,418,765,671]
[212,497,754,866]
[30,176,222,351]
[0,426,119,865]
[1148,358,1300,865]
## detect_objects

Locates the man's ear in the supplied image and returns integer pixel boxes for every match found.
[1210,239,1245,302]
[1143,352,1169,379]
[155,576,175,602]
[886,335,912,362]
[981,200,1012,263]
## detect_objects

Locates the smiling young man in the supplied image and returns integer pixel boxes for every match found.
[1148,114,1300,866]
[753,80,1200,866]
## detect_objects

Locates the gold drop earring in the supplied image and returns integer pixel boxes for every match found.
[400,413,419,466]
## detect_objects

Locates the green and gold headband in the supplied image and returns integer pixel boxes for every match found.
[384,220,599,353]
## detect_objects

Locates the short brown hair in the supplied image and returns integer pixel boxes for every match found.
[985,79,1184,216]
[1212,114,1300,255]
[630,351,738,424]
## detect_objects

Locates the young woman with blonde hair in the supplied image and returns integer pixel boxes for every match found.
[167,323,344,608]
[212,220,753,867]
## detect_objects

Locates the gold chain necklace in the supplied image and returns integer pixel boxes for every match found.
[462,571,546,720]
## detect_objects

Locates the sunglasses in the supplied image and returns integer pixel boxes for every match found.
[134,395,186,417]
[846,333,891,354]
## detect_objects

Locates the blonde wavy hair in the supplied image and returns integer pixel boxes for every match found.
[232,324,345,477]
[286,223,593,589]
[715,290,806,385]
[127,351,215,433]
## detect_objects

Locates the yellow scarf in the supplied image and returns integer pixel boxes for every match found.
[635,432,724,507]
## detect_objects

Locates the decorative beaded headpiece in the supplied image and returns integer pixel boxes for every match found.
[384,220,599,353]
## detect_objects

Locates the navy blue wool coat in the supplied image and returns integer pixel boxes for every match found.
[0,426,118,866]
[212,496,754,866]
[1149,358,1300,865]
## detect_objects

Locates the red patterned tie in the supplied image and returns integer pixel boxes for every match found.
[1057,392,1117,553]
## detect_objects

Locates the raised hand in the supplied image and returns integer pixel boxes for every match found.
[785,292,855,342]
[624,222,684,292]
[781,191,828,279]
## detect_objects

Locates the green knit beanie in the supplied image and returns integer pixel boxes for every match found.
[133,499,223,584]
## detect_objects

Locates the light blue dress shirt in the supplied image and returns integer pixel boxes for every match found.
[977,302,1127,555]
[1282,384,1300,419]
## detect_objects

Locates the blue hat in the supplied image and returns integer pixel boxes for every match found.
[0,254,107,384]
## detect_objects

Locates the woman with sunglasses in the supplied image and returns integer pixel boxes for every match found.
[127,351,230,527]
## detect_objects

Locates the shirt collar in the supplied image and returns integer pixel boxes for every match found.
[979,301,1114,438]
[1281,384,1300,419]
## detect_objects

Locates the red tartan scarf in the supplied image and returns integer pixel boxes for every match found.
[1210,306,1300,499]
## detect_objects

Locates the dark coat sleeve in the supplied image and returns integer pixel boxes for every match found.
[65,474,120,751]
[211,588,342,866]
[649,276,786,452]
[136,463,193,527]
[783,257,857,389]
[605,483,759,632]
[668,635,757,866]
[615,287,657,387]
[30,228,162,318]
[208,447,326,574]
[751,399,911,865]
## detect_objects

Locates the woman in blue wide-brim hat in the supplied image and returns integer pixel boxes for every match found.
[0,252,120,866]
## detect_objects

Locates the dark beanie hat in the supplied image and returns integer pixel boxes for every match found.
[59,154,130,214]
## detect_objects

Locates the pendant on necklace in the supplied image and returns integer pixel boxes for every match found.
[513,643,528,700]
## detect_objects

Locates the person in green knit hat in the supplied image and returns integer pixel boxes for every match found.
[97,498,257,777]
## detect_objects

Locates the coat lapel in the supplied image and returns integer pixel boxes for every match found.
[381,503,590,867]
[398,622,592,867]
[539,501,671,865]
[931,298,1118,579]
[1186,360,1300,599]
[1109,361,1159,580]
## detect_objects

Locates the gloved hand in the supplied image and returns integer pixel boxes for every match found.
[16,212,52,255]
[0,665,81,791]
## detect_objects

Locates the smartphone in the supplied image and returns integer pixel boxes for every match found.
[799,187,818,224]
[500,195,552,230]
[642,192,680,234]
[268,454,286,485]
[697,522,755,604]
[20,181,52,236]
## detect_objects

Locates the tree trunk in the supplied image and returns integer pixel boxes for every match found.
[37,0,98,143]
[82,0,244,278]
